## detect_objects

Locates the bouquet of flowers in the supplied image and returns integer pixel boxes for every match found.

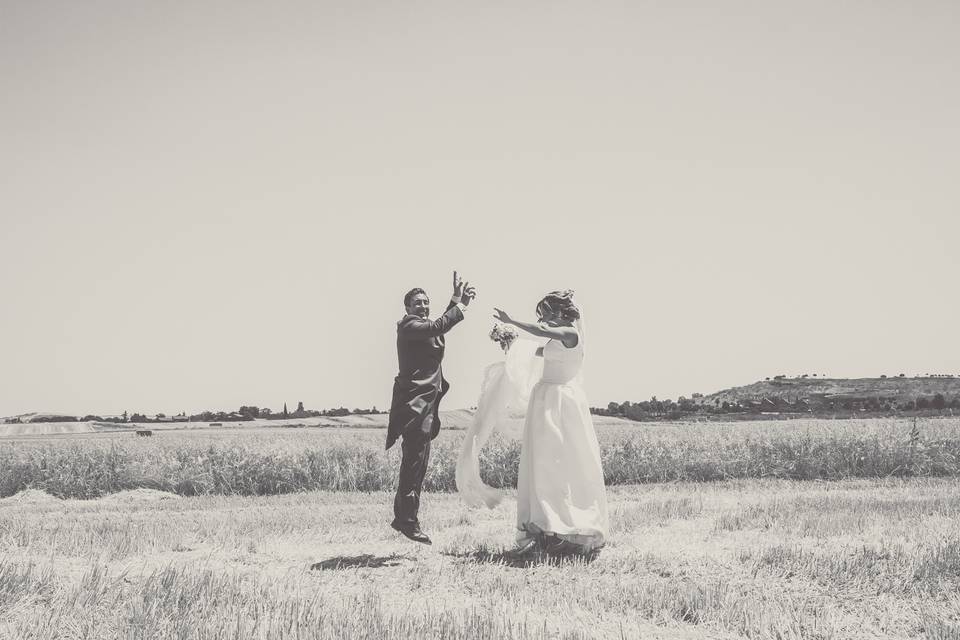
[489,323,518,352]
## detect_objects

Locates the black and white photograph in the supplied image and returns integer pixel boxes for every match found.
[2,1,959,638]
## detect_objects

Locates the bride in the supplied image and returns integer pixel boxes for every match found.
[456,290,608,555]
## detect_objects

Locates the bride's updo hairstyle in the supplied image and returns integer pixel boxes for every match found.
[536,289,580,325]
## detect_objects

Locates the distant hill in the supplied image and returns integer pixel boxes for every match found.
[1,412,81,424]
[596,375,960,421]
[704,376,960,408]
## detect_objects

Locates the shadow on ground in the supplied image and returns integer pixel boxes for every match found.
[442,547,601,569]
[310,554,410,571]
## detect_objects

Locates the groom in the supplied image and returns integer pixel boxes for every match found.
[387,271,476,544]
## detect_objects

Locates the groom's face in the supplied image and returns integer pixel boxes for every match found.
[406,293,430,319]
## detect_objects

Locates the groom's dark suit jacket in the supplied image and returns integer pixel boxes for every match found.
[386,300,464,450]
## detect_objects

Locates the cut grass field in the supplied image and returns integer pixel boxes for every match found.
[1,478,958,639]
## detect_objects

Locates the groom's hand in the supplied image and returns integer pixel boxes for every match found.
[462,284,477,306]
[452,271,464,298]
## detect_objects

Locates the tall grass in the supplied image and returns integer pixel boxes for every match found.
[1,418,959,499]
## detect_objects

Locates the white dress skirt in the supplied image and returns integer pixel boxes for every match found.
[516,337,608,550]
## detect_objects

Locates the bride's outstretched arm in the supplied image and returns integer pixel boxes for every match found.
[492,308,578,346]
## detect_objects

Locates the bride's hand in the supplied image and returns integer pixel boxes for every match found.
[492,308,513,324]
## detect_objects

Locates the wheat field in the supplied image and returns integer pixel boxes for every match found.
[1,419,959,639]
[2,418,959,499]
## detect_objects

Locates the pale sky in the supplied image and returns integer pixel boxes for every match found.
[2,0,959,417]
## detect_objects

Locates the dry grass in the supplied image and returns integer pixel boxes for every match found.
[1,477,959,639]
[1,418,959,499]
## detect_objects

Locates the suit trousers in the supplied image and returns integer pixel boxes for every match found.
[393,428,432,527]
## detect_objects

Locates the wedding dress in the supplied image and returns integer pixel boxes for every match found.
[456,320,608,550]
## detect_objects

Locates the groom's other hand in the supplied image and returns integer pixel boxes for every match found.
[463,284,477,306]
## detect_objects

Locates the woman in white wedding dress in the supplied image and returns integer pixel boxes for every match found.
[492,290,608,555]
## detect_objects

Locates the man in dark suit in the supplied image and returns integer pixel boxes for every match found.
[387,271,476,544]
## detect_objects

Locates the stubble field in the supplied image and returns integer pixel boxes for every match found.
[1,418,959,639]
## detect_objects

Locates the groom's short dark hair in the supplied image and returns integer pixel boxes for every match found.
[404,288,427,307]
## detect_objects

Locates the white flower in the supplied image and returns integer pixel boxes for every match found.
[489,323,518,352]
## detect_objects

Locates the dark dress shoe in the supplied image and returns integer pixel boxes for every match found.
[511,537,539,557]
[543,534,578,556]
[390,521,432,545]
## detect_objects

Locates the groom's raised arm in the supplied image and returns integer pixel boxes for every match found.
[399,298,467,340]
[445,290,469,311]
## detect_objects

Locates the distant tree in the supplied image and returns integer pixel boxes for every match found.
[916,397,930,410]
[296,401,305,415]
[123,411,128,423]
[283,403,288,417]
[880,375,887,379]
[624,404,646,421]
[933,394,946,410]
[261,408,272,417]
[899,373,906,377]
[238,406,260,420]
